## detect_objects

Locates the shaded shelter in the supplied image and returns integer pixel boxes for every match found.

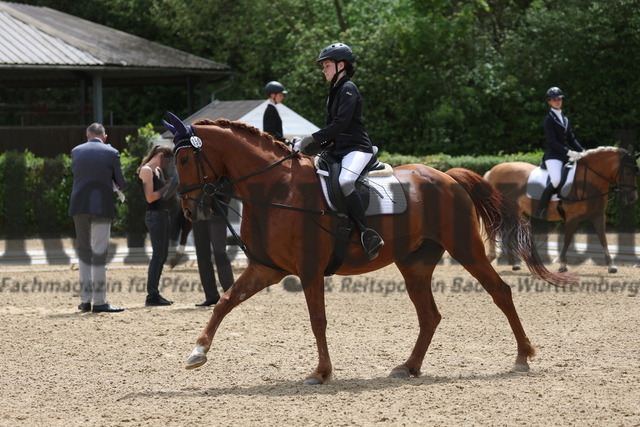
[0,0,232,155]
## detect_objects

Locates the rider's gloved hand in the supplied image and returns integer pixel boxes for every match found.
[294,135,322,156]
[567,150,582,162]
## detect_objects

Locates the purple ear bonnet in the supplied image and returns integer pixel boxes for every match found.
[165,112,202,153]
[165,112,191,138]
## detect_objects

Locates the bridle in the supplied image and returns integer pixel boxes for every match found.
[615,152,640,197]
[563,151,639,203]
[173,130,326,215]
[172,127,332,271]
[173,133,220,209]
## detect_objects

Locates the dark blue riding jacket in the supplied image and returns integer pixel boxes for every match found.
[543,110,585,163]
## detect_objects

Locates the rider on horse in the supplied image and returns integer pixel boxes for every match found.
[295,43,384,260]
[535,86,586,219]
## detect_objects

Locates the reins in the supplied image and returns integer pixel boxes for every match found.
[179,144,328,216]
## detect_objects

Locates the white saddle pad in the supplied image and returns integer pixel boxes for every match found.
[316,170,408,215]
[526,163,577,200]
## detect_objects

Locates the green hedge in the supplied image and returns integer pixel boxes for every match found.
[0,141,637,237]
[378,150,544,174]
[0,151,74,237]
[0,124,159,238]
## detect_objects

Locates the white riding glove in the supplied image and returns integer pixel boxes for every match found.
[293,135,321,156]
[567,150,582,162]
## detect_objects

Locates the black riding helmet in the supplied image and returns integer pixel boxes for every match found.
[316,43,356,65]
[265,81,287,95]
[317,43,356,85]
[546,86,564,100]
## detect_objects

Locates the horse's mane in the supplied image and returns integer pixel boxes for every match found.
[581,146,627,159]
[192,118,292,152]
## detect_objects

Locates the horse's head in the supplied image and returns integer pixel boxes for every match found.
[617,150,640,205]
[580,147,639,206]
[164,112,225,221]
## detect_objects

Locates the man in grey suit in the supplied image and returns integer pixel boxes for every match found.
[69,123,126,313]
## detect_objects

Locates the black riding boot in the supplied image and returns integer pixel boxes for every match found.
[346,192,384,260]
[535,182,557,219]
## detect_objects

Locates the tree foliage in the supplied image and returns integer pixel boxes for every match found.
[15,0,640,156]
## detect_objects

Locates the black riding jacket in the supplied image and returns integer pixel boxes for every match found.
[263,103,285,142]
[312,76,373,160]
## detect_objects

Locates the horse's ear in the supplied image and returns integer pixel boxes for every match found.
[165,111,190,138]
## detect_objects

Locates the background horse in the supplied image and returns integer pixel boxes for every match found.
[164,113,573,385]
[484,147,639,273]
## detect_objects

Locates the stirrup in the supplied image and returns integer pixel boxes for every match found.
[361,228,384,261]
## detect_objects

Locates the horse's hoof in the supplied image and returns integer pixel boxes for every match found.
[186,355,207,370]
[389,370,410,378]
[303,378,323,385]
[558,266,568,273]
[389,368,411,378]
[608,266,618,274]
[185,346,207,370]
[511,265,521,271]
[512,364,530,372]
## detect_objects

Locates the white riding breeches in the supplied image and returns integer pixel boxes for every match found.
[544,159,563,188]
[339,150,373,196]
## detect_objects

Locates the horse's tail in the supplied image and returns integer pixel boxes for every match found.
[445,167,577,286]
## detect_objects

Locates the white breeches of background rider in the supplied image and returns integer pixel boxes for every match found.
[544,159,563,188]
[339,151,373,196]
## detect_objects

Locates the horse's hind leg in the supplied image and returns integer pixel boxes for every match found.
[391,239,445,378]
[592,214,617,273]
[447,233,535,371]
[558,217,580,273]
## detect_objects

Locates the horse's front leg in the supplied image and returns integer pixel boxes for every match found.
[186,264,286,369]
[592,213,617,273]
[301,275,332,385]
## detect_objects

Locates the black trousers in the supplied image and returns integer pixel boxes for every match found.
[192,216,235,300]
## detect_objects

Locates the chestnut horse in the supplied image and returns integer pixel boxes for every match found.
[163,113,573,385]
[484,147,639,273]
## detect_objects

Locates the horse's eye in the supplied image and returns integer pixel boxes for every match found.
[180,156,189,166]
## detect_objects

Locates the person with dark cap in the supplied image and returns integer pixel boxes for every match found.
[535,86,586,219]
[263,81,287,142]
[295,42,384,261]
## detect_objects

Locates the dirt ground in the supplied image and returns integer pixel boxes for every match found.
[1,241,639,426]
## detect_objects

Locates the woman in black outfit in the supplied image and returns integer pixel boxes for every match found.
[137,145,174,306]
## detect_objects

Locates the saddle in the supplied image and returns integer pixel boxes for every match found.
[313,148,405,276]
[314,148,390,215]
[526,161,578,200]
